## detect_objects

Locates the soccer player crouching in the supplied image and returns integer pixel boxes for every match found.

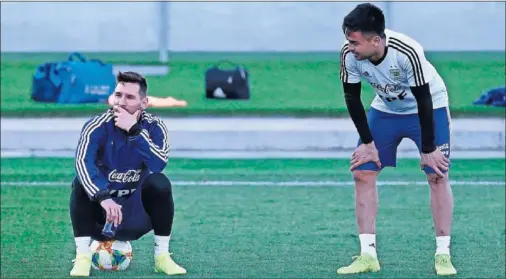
[337,3,456,276]
[69,71,186,277]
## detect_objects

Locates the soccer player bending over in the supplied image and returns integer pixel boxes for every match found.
[69,71,186,277]
[337,3,456,276]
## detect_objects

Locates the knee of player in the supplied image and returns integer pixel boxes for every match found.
[145,173,172,193]
[352,170,378,185]
[427,173,449,187]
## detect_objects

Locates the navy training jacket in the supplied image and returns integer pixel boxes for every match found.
[74,108,170,203]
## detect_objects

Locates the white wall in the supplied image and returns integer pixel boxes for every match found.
[389,2,505,51]
[1,2,504,52]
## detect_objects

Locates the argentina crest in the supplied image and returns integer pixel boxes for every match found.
[389,67,402,82]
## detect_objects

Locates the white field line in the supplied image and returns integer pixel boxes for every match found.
[1,180,504,187]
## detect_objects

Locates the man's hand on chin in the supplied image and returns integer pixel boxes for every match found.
[113,106,140,132]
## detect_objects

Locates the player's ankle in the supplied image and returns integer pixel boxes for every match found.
[436,235,451,255]
[75,237,91,255]
[154,235,170,256]
[435,236,451,255]
[362,248,377,258]
[359,234,377,258]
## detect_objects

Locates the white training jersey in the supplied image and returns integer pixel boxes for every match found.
[340,29,449,114]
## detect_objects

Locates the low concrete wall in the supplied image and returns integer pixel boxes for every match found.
[2,118,504,158]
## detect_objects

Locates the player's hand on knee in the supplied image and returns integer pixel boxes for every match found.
[420,149,449,178]
[350,142,381,170]
[100,198,123,227]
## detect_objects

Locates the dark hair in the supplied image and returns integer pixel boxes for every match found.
[117,71,148,97]
[342,3,386,38]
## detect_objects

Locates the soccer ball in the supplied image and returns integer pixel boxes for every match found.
[90,240,133,271]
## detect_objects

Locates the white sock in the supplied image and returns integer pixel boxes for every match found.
[154,235,171,256]
[75,237,91,255]
[359,234,377,258]
[435,236,451,255]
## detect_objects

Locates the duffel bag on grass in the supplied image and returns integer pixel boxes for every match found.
[31,52,116,104]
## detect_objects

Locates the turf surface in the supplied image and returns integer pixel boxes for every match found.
[1,52,505,117]
[1,158,505,278]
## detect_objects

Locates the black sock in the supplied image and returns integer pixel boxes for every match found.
[141,173,175,236]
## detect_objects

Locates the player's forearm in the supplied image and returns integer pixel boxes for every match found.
[343,82,374,144]
[411,83,436,153]
[75,115,113,202]
[75,149,111,201]
[132,145,168,173]
[128,124,169,172]
[75,166,111,202]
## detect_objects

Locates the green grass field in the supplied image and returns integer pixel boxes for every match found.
[1,158,505,278]
[1,52,505,117]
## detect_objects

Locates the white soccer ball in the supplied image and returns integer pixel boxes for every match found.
[90,240,133,271]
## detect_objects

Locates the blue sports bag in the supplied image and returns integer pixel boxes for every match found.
[31,52,116,104]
